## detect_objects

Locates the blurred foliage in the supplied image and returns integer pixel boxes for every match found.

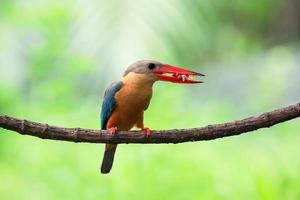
[0,0,300,200]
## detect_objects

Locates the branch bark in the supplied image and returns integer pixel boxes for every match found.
[0,102,300,144]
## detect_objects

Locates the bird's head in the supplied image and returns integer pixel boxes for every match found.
[123,60,204,84]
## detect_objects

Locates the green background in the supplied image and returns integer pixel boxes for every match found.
[1,0,300,199]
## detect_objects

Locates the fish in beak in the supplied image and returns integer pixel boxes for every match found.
[152,65,205,83]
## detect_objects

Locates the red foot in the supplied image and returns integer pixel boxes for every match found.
[143,127,151,137]
[107,127,118,134]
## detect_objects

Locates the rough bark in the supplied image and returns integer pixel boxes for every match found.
[0,102,300,144]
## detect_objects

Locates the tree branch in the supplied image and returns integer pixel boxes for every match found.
[0,102,300,144]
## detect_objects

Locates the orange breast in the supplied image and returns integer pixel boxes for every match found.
[106,74,153,130]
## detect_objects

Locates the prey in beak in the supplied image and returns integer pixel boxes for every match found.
[152,64,205,84]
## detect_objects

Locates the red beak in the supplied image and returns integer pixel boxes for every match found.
[152,65,204,84]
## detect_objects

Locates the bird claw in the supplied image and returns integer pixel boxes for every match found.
[107,127,118,134]
[143,127,151,137]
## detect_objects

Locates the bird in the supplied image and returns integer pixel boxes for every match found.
[100,60,204,174]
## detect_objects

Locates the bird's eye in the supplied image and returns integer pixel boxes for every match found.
[148,63,156,70]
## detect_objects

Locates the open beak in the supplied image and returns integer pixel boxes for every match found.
[152,65,205,84]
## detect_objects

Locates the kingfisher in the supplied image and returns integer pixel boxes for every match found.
[100,60,204,174]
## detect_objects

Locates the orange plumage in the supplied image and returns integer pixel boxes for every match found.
[107,73,153,131]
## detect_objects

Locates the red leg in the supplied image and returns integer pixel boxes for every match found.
[107,127,118,134]
[134,113,151,137]
[142,127,151,137]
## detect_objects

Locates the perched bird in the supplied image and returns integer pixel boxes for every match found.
[100,60,204,174]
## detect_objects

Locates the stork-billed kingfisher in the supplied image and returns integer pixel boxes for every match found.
[100,60,204,174]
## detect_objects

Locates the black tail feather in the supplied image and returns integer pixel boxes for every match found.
[101,144,117,174]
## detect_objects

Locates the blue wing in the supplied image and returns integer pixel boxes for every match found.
[100,81,124,130]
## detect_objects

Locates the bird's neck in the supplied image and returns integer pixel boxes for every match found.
[122,72,155,90]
